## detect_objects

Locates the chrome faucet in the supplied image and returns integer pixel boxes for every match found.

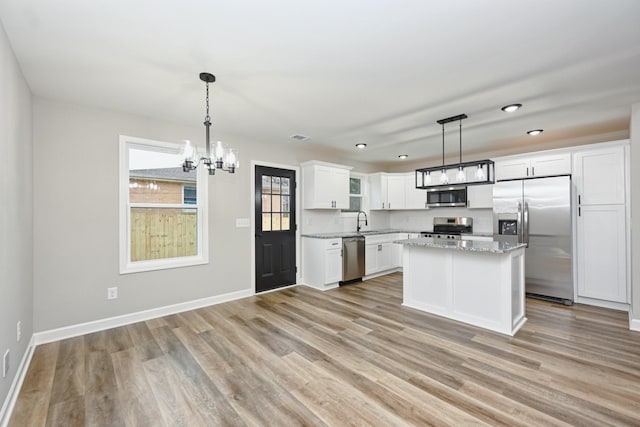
[356,211,368,233]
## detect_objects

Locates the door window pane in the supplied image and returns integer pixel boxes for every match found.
[272,214,282,231]
[282,213,290,230]
[281,196,290,213]
[282,178,290,195]
[262,194,271,212]
[262,176,271,193]
[262,213,272,231]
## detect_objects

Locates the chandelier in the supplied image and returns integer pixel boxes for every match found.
[415,114,494,189]
[182,72,239,175]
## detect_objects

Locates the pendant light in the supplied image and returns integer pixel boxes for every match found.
[182,72,239,175]
[415,113,495,189]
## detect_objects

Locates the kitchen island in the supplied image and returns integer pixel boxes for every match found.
[394,237,527,336]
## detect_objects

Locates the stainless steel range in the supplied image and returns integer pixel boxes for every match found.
[421,217,473,240]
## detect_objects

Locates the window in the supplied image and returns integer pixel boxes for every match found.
[342,176,364,213]
[119,135,208,274]
[183,185,197,205]
[261,175,291,231]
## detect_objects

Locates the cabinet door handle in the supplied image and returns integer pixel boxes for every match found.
[578,207,581,217]
[378,244,382,251]
[382,202,385,209]
[389,203,391,209]
[526,167,529,176]
[532,166,535,176]
[578,195,581,205]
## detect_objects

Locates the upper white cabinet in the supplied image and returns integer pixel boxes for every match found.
[405,174,428,209]
[302,161,351,209]
[573,146,625,205]
[370,173,406,210]
[495,153,570,181]
[371,172,429,210]
[466,185,493,209]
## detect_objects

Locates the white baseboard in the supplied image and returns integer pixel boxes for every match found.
[34,288,253,345]
[574,296,629,312]
[0,336,36,427]
[631,318,640,332]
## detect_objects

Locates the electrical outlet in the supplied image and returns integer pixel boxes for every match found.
[107,287,118,300]
[16,321,21,342]
[3,349,9,378]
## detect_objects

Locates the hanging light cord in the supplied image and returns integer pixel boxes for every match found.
[442,124,445,166]
[459,119,463,164]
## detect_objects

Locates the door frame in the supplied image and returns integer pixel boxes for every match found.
[250,160,301,294]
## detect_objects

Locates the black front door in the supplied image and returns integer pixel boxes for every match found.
[255,166,296,293]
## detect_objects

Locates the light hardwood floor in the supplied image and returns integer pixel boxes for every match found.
[10,272,640,426]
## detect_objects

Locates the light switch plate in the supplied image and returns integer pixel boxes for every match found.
[235,218,250,228]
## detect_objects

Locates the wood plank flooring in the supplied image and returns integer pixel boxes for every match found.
[10,272,640,426]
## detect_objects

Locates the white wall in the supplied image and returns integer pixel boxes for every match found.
[0,21,33,419]
[32,98,372,332]
[630,102,640,328]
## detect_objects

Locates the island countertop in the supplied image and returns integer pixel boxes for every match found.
[393,237,526,254]
[302,229,421,239]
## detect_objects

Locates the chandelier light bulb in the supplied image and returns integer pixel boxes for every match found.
[424,171,432,185]
[457,167,466,182]
[182,140,195,161]
[440,169,449,185]
[475,164,484,180]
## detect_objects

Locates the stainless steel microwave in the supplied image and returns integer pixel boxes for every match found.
[425,187,467,208]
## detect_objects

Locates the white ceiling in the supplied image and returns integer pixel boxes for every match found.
[2,0,640,168]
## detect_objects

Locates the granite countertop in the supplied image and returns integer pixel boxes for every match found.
[302,229,495,239]
[393,237,526,254]
[302,229,420,239]
[461,231,494,238]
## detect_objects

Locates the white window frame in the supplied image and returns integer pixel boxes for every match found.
[341,173,367,215]
[119,135,209,274]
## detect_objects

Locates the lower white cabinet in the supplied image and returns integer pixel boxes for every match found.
[303,237,342,289]
[576,204,627,303]
[365,233,403,275]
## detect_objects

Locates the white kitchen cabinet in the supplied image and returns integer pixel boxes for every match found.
[387,175,405,210]
[576,204,627,303]
[405,174,428,209]
[369,173,388,210]
[365,233,403,275]
[302,161,351,209]
[573,143,628,306]
[466,184,493,209]
[302,237,342,290]
[573,146,625,205]
[495,153,570,181]
[370,173,406,210]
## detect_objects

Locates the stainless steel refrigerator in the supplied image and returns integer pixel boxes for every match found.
[493,175,573,304]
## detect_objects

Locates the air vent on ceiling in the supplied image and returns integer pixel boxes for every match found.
[290,134,311,141]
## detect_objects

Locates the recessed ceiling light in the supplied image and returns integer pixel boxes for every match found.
[527,129,543,136]
[290,134,310,141]
[355,143,367,149]
[398,154,408,160]
[501,103,522,112]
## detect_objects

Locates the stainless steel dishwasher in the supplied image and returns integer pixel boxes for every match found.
[342,236,365,283]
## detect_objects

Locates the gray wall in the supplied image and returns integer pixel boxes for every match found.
[32,98,372,332]
[631,102,639,326]
[0,22,33,413]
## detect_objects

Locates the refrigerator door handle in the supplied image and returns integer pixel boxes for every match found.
[517,201,523,243]
[523,201,530,246]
